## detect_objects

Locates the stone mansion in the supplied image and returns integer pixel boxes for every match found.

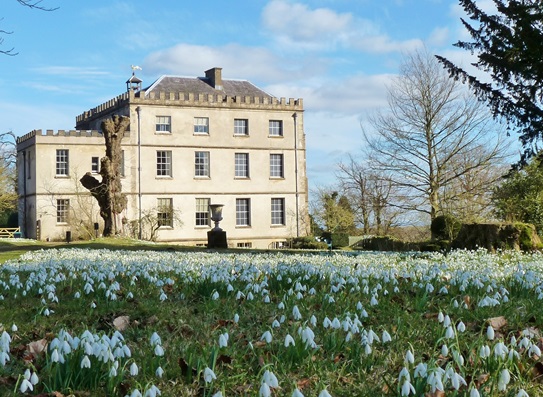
[16,67,309,248]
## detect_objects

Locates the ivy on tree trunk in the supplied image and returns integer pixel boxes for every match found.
[80,115,129,237]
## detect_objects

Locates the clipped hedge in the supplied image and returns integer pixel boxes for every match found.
[288,236,329,250]
[452,222,542,251]
[431,215,461,240]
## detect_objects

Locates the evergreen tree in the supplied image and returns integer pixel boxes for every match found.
[436,0,543,162]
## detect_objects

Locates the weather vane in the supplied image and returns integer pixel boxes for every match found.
[131,65,142,72]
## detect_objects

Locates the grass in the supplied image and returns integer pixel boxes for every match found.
[0,243,543,396]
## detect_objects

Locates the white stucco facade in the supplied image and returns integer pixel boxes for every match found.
[17,68,309,248]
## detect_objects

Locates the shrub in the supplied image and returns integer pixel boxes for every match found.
[452,222,542,251]
[321,232,350,248]
[431,214,461,240]
[288,236,329,250]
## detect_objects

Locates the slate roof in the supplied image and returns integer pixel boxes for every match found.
[144,75,274,98]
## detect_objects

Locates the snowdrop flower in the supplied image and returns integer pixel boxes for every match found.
[443,315,451,327]
[218,333,229,348]
[292,305,302,320]
[498,368,510,391]
[331,318,341,329]
[212,392,223,397]
[261,331,272,344]
[323,317,331,328]
[0,352,10,366]
[51,348,60,363]
[479,345,491,358]
[494,342,508,359]
[233,313,240,323]
[259,382,271,397]
[310,315,317,327]
[91,302,97,309]
[204,367,217,383]
[272,319,280,328]
[364,343,372,355]
[19,378,33,393]
[401,379,415,396]
[130,362,139,376]
[516,389,529,397]
[11,324,17,332]
[81,355,91,368]
[405,350,414,364]
[486,326,495,340]
[211,291,219,300]
[445,326,455,339]
[292,388,304,397]
[529,343,541,357]
[437,312,444,323]
[109,365,118,377]
[30,371,39,385]
[370,295,378,306]
[457,321,466,332]
[441,344,449,357]
[382,330,392,343]
[318,389,332,397]
[150,332,161,346]
[469,388,481,397]
[154,344,164,356]
[284,334,295,347]
[144,385,161,397]
[262,370,279,388]
[130,390,142,397]
[398,367,410,382]
[414,362,427,378]
[278,302,285,310]
[156,366,164,378]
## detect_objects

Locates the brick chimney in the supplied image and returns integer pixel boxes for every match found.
[205,67,223,90]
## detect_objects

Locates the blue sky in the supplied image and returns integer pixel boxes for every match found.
[0,0,494,190]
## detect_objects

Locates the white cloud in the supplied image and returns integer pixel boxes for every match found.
[265,73,392,115]
[30,66,110,77]
[262,0,353,44]
[261,0,424,54]
[142,43,324,84]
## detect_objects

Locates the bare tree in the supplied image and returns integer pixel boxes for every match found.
[0,131,17,216]
[363,49,509,224]
[1,1,58,56]
[80,116,129,237]
[337,155,400,235]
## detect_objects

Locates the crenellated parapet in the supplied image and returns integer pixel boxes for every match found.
[16,129,128,144]
[138,90,303,110]
[75,89,304,126]
[76,92,130,125]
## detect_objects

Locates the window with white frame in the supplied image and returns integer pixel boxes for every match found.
[156,116,171,133]
[270,154,284,178]
[195,198,210,226]
[156,151,172,177]
[56,199,69,223]
[194,117,209,134]
[56,149,69,176]
[195,151,210,177]
[235,153,249,178]
[271,198,286,225]
[236,198,251,226]
[237,242,252,248]
[234,119,249,135]
[91,157,100,173]
[157,198,173,227]
[269,120,283,136]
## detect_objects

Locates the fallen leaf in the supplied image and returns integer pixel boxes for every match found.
[476,373,490,387]
[463,295,471,308]
[297,378,313,390]
[216,354,232,366]
[425,390,445,397]
[113,315,130,331]
[533,362,543,380]
[28,338,48,356]
[487,316,507,331]
[178,357,197,378]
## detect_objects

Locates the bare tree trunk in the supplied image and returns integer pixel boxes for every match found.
[80,115,129,237]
